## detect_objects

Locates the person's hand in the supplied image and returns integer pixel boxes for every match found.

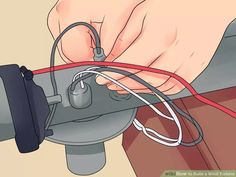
[48,0,235,95]
[47,0,145,63]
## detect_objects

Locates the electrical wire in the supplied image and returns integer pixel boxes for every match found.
[133,93,183,145]
[72,69,183,146]
[58,61,236,120]
[73,67,193,145]
[43,21,235,145]
[43,23,236,127]
[45,22,102,129]
[73,66,100,90]
[45,33,204,145]
[73,69,174,121]
[72,67,204,146]
[73,67,189,146]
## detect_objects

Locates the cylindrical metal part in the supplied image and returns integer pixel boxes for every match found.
[46,94,62,105]
[68,82,92,109]
[65,143,106,175]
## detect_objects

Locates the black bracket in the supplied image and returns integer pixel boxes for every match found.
[0,64,51,153]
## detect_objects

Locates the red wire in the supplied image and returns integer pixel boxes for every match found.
[33,61,236,119]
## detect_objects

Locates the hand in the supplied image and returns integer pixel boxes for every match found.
[48,0,235,95]
[47,0,144,63]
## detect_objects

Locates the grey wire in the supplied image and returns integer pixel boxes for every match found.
[46,22,203,146]
[46,22,102,129]
[71,67,203,147]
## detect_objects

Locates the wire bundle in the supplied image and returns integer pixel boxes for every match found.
[71,67,203,147]
[43,21,236,147]
[73,68,182,146]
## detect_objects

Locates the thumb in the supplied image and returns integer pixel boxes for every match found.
[96,2,148,86]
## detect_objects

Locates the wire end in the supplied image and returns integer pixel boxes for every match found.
[93,48,106,62]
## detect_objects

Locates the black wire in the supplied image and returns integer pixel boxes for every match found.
[71,67,204,147]
[46,22,102,129]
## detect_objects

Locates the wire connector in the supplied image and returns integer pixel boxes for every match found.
[93,48,106,62]
[68,81,92,109]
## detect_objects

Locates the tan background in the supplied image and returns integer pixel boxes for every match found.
[0,1,135,176]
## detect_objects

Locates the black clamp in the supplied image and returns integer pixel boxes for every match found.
[0,64,52,153]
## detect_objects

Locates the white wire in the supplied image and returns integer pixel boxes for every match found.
[73,68,174,121]
[73,69,182,146]
[133,93,182,145]
[73,67,99,89]
[79,73,85,89]
[72,69,182,146]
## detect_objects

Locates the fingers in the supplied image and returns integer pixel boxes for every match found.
[96,26,165,86]
[96,68,140,86]
[157,16,229,95]
[96,2,148,87]
[147,40,191,93]
[102,35,180,93]
[102,1,147,61]
[107,71,169,90]
[162,84,185,95]
[100,15,127,58]
[48,0,149,64]
[160,49,211,95]
[48,0,104,63]
[98,0,145,58]
[103,33,194,95]
[59,20,94,62]
[97,14,178,87]
[106,71,184,95]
